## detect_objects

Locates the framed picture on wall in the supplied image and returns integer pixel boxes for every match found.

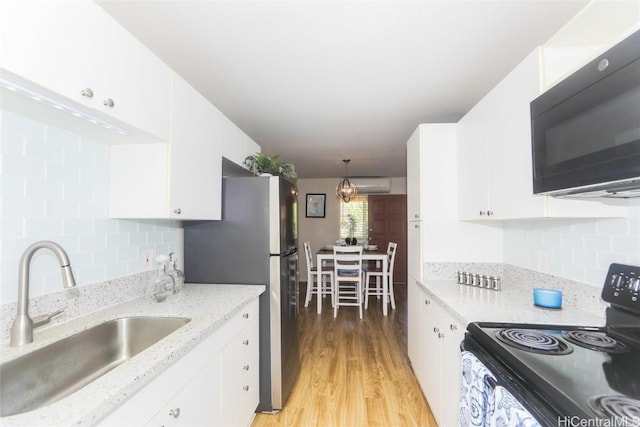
[306,193,326,218]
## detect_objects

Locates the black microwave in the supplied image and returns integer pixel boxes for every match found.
[530,28,640,198]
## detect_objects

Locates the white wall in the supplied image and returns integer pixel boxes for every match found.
[503,200,640,286]
[297,177,406,281]
[0,110,180,304]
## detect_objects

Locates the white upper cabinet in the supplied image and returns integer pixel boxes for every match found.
[109,74,223,220]
[542,1,640,90]
[457,48,627,221]
[406,127,422,222]
[0,0,171,142]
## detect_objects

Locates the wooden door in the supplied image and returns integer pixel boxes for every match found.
[367,195,407,284]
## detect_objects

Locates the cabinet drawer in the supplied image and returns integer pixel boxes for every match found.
[219,317,260,427]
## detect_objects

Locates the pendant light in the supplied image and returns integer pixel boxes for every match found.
[336,159,358,203]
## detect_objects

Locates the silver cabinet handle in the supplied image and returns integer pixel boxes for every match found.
[173,208,182,215]
[450,324,458,331]
[424,299,430,305]
[242,312,249,319]
[243,365,250,371]
[487,210,494,216]
[103,98,115,108]
[169,408,180,418]
[433,327,439,333]
[243,385,250,392]
[80,88,93,98]
[242,339,249,346]
[414,213,420,219]
[438,332,444,339]
[479,211,487,216]
[414,223,420,229]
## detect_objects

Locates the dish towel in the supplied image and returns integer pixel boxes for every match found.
[490,386,542,427]
[459,351,496,427]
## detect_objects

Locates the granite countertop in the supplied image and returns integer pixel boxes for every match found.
[416,279,606,328]
[0,283,265,427]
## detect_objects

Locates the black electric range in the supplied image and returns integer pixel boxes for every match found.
[462,263,640,426]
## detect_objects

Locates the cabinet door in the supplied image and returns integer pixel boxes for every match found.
[1,1,171,142]
[95,10,172,141]
[218,318,260,427]
[420,294,443,422]
[0,1,98,101]
[440,314,465,427]
[147,353,221,427]
[406,127,422,221]
[485,49,546,220]
[457,102,489,220]
[407,277,422,379]
[169,75,222,220]
[407,221,422,281]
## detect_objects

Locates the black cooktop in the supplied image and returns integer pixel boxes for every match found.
[468,322,640,420]
[465,263,640,422]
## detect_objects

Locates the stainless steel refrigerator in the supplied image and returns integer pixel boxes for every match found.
[183,175,299,413]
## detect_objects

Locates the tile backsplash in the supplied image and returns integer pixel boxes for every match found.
[0,110,180,303]
[503,200,640,286]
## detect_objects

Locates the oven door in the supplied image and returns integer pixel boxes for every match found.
[461,335,558,426]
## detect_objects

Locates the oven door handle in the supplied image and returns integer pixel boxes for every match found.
[484,375,498,390]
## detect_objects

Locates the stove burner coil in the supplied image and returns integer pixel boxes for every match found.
[589,395,640,420]
[495,329,573,355]
[563,331,628,353]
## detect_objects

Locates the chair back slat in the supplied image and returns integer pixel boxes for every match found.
[303,241,314,269]
[333,245,363,278]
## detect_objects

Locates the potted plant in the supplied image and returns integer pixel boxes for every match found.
[243,153,297,179]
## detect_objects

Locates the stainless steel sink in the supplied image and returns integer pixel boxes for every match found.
[0,316,190,417]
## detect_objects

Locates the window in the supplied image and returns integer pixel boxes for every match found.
[339,196,368,242]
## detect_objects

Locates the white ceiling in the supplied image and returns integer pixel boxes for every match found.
[97,0,587,178]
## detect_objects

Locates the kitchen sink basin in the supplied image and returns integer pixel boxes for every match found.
[0,316,191,417]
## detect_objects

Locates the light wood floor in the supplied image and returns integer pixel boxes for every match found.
[251,283,438,427]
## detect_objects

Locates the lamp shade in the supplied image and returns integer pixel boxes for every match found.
[336,177,358,202]
[336,159,357,202]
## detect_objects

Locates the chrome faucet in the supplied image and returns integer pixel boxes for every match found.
[10,241,76,346]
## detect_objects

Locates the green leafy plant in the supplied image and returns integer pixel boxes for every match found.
[243,153,297,179]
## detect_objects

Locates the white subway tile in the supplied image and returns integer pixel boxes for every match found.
[117,246,138,262]
[611,236,640,257]
[47,125,81,152]
[46,199,79,218]
[75,265,106,285]
[3,111,45,143]
[596,218,630,235]
[2,197,45,218]
[78,234,106,252]
[47,162,80,183]
[3,153,45,180]
[63,218,93,235]
[129,232,148,246]
[1,175,26,199]
[26,178,64,200]
[25,218,64,238]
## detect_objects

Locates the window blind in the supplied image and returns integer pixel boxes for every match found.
[339,196,368,242]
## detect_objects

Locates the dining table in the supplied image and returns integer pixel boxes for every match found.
[316,246,391,316]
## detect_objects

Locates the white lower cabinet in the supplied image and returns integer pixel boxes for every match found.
[98,298,259,427]
[219,315,260,427]
[408,279,465,427]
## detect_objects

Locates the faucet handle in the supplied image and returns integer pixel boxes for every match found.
[33,309,64,329]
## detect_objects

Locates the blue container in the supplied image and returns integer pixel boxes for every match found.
[533,288,563,309]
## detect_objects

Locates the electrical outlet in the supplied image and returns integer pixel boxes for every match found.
[142,249,154,269]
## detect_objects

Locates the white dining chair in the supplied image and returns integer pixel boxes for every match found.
[303,242,334,313]
[364,242,397,310]
[333,245,364,319]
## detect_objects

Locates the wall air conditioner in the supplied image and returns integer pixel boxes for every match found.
[354,178,391,194]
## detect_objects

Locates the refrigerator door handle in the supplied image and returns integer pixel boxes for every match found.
[270,248,298,258]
